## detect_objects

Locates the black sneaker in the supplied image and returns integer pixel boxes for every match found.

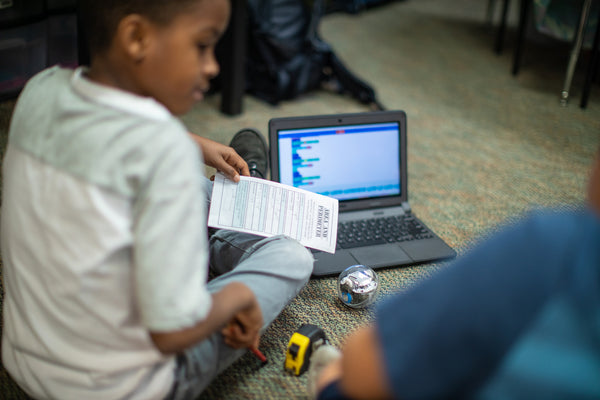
[229,128,269,179]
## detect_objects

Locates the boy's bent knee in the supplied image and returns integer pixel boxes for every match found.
[263,235,314,277]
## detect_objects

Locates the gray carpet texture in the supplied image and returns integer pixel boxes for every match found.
[1,0,599,398]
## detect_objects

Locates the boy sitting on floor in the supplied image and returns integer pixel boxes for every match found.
[1,0,313,399]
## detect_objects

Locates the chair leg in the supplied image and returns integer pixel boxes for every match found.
[512,0,530,75]
[580,4,600,108]
[495,0,510,54]
[561,0,593,106]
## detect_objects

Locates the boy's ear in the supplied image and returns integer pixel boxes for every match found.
[115,14,153,63]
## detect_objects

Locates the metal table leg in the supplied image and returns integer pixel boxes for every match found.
[560,0,593,106]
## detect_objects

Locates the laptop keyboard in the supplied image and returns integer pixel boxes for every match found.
[336,214,434,249]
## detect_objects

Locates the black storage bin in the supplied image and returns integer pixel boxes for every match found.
[0,20,47,99]
[0,0,78,100]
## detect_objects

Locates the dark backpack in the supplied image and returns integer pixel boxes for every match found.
[325,0,394,14]
[245,0,384,110]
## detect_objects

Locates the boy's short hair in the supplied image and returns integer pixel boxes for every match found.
[80,0,205,55]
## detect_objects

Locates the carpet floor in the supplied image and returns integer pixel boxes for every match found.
[1,0,599,398]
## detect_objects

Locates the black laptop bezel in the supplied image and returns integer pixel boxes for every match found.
[269,110,408,212]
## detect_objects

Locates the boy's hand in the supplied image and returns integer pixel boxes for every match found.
[189,134,250,182]
[221,299,263,349]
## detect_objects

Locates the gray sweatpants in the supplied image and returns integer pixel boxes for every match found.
[164,177,314,400]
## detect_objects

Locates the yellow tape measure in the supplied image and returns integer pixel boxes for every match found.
[284,324,328,376]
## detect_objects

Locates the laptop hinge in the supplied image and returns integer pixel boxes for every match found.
[401,202,411,213]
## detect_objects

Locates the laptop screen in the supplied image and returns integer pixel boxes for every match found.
[276,122,401,201]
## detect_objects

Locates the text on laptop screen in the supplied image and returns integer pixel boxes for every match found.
[277,122,401,201]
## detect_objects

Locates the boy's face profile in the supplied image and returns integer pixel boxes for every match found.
[108,0,230,115]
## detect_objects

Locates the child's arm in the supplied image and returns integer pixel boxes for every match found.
[338,326,392,399]
[221,307,263,350]
[315,326,392,400]
[149,281,262,354]
[189,134,250,182]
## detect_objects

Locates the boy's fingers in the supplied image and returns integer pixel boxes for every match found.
[216,163,240,182]
[222,322,249,342]
[222,150,249,177]
[224,168,241,182]
[238,162,250,177]
[222,322,240,337]
[228,154,250,178]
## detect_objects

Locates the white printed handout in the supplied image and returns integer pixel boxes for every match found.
[208,173,338,253]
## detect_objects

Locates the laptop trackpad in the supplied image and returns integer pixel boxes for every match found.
[350,244,411,268]
[313,250,360,276]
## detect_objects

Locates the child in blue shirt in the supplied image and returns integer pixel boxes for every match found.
[313,150,600,399]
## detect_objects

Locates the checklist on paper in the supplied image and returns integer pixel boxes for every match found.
[208,173,338,253]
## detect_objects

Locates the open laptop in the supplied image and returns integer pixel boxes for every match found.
[269,110,456,277]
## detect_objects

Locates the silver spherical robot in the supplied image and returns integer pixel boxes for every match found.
[337,265,379,308]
